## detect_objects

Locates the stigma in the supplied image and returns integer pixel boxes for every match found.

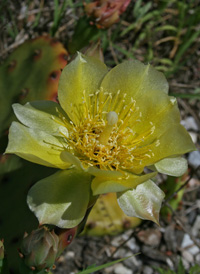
[98,111,118,145]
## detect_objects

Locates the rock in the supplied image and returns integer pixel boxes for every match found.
[112,248,132,259]
[181,234,200,255]
[182,249,194,264]
[195,253,200,263]
[114,264,132,274]
[125,237,140,252]
[66,251,75,258]
[143,265,154,274]
[105,263,132,274]
[142,246,167,262]
[111,235,126,247]
[182,257,190,270]
[166,257,174,269]
[181,116,199,131]
[164,225,177,252]
[137,228,162,247]
[123,253,141,269]
[192,215,200,237]
[188,151,200,168]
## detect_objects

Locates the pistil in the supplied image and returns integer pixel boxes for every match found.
[98,111,118,145]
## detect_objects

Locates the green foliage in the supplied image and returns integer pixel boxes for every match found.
[50,0,69,37]
[155,258,200,274]
[106,0,200,78]
[189,264,200,274]
[170,92,200,100]
[76,256,136,274]
[160,174,186,220]
[67,16,101,54]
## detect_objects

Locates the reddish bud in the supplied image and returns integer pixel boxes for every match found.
[84,0,131,29]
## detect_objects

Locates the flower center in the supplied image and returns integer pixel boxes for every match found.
[57,89,159,172]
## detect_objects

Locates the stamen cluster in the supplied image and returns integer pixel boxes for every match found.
[60,89,158,171]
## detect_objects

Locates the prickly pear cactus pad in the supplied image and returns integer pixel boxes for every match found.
[84,193,141,236]
[0,161,55,273]
[5,53,195,232]
[0,35,68,273]
[0,35,68,137]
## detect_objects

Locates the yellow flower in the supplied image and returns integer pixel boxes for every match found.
[5,53,195,228]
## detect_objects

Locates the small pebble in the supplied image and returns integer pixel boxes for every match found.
[195,253,200,262]
[182,257,190,270]
[124,253,141,269]
[125,237,140,252]
[137,228,161,247]
[192,215,200,237]
[182,250,194,264]
[181,116,199,131]
[143,265,153,274]
[114,263,132,274]
[188,151,200,168]
[105,263,132,274]
[166,257,174,269]
[181,234,200,255]
[66,251,75,258]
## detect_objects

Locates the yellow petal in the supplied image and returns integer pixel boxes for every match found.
[13,101,68,136]
[117,180,165,224]
[60,151,85,170]
[5,122,70,169]
[58,53,108,124]
[152,124,196,162]
[99,61,182,146]
[88,166,123,178]
[100,60,169,127]
[28,169,92,228]
[154,157,188,177]
[91,171,157,195]
[130,124,195,172]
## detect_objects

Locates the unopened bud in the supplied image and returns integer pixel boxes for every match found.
[20,227,59,271]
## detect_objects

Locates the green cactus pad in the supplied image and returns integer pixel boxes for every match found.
[0,35,68,273]
[0,36,68,137]
[83,193,141,236]
[0,160,55,273]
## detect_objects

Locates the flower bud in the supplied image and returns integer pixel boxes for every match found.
[84,0,131,29]
[20,227,59,271]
